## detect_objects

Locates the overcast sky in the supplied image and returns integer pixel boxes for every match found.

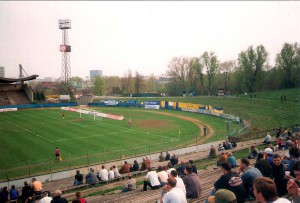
[0,1,299,79]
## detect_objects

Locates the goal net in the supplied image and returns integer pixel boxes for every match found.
[79,110,103,121]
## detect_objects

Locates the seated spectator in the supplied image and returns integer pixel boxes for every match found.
[218,144,225,151]
[227,152,237,168]
[272,153,288,197]
[264,148,274,167]
[167,162,176,176]
[0,187,8,203]
[73,170,83,185]
[161,178,187,203]
[208,144,217,158]
[108,167,114,180]
[208,189,237,203]
[248,145,258,159]
[85,168,97,185]
[182,166,202,198]
[142,167,161,191]
[223,141,229,150]
[159,152,164,162]
[39,191,52,203]
[227,141,233,149]
[288,146,300,177]
[119,161,131,174]
[140,158,149,171]
[75,191,86,203]
[98,165,109,181]
[263,132,272,144]
[112,165,121,179]
[122,174,136,192]
[276,138,285,150]
[50,190,67,203]
[188,160,197,174]
[169,170,186,196]
[130,160,139,172]
[157,166,168,186]
[255,152,272,178]
[165,151,171,161]
[21,181,32,203]
[239,158,262,200]
[176,161,186,178]
[9,185,19,201]
[253,177,290,203]
[217,152,228,166]
[170,153,179,166]
[145,156,151,166]
[32,178,43,195]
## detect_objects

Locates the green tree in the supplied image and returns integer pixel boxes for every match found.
[93,76,104,96]
[134,71,143,95]
[276,42,300,88]
[201,51,219,96]
[219,60,236,94]
[188,57,204,94]
[238,45,268,93]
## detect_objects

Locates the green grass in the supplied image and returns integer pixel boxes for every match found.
[0,107,231,181]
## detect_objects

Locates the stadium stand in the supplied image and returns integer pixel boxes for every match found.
[0,84,34,106]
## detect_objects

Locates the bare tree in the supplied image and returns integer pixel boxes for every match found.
[219,60,236,94]
[201,51,219,96]
[134,71,143,95]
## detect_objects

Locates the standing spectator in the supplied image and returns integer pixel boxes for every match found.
[161,178,187,203]
[208,144,217,158]
[227,152,237,168]
[183,166,202,198]
[239,158,262,200]
[98,165,109,181]
[159,152,164,162]
[130,160,139,172]
[73,170,83,185]
[170,153,179,166]
[108,167,115,180]
[50,190,67,203]
[272,154,288,197]
[21,181,32,203]
[39,191,52,203]
[253,177,290,203]
[203,125,207,136]
[254,152,272,178]
[165,152,171,161]
[142,167,161,191]
[169,170,186,197]
[0,187,9,203]
[157,166,168,187]
[176,161,186,178]
[263,132,272,144]
[122,174,136,192]
[9,185,19,201]
[119,161,131,174]
[85,168,97,185]
[75,191,86,203]
[112,165,121,179]
[32,178,43,195]
[55,147,60,162]
[188,160,197,174]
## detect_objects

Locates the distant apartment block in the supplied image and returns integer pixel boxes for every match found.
[0,67,5,77]
[90,70,102,79]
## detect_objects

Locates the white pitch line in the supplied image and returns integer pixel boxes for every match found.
[65,120,88,127]
[0,118,54,143]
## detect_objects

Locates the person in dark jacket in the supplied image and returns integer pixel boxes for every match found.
[170,153,179,166]
[188,160,197,174]
[0,187,9,203]
[255,152,273,178]
[272,154,288,196]
[50,190,68,203]
[21,181,32,203]
[130,160,139,172]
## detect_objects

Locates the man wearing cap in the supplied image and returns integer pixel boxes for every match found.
[264,148,274,167]
[208,189,237,203]
[161,178,187,203]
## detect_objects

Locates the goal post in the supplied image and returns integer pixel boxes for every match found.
[79,110,102,121]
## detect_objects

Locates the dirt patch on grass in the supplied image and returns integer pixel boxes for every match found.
[134,120,171,129]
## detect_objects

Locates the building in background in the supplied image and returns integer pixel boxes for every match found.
[0,67,5,77]
[90,70,102,79]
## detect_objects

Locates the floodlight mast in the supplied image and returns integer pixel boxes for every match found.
[58,19,71,84]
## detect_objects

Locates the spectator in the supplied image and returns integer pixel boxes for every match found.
[208,189,237,203]
[272,154,288,197]
[0,187,8,203]
[119,161,131,174]
[263,132,272,144]
[239,158,262,200]
[170,153,179,166]
[140,158,149,171]
[218,144,225,151]
[223,141,229,150]
[39,191,52,203]
[98,165,109,181]
[142,167,161,191]
[159,152,164,162]
[248,145,258,159]
[21,181,32,203]
[176,161,186,178]
[254,152,272,178]
[275,127,282,139]
[161,178,187,203]
[74,170,83,185]
[264,148,274,167]
[217,152,228,166]
[32,178,43,195]
[165,151,171,161]
[253,177,290,203]
[122,174,136,192]
[112,165,121,179]
[145,156,151,166]
[50,190,67,203]
[157,166,168,187]
[169,170,186,197]
[108,167,115,180]
[167,162,176,176]
[130,160,139,172]
[288,146,300,177]
[182,166,202,198]
[208,144,217,158]
[9,185,19,201]
[227,152,237,168]
[188,160,197,174]
[75,191,86,203]
[85,168,97,185]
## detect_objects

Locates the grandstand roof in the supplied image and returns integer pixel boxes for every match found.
[0,75,39,84]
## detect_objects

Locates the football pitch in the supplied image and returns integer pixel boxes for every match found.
[0,107,233,180]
